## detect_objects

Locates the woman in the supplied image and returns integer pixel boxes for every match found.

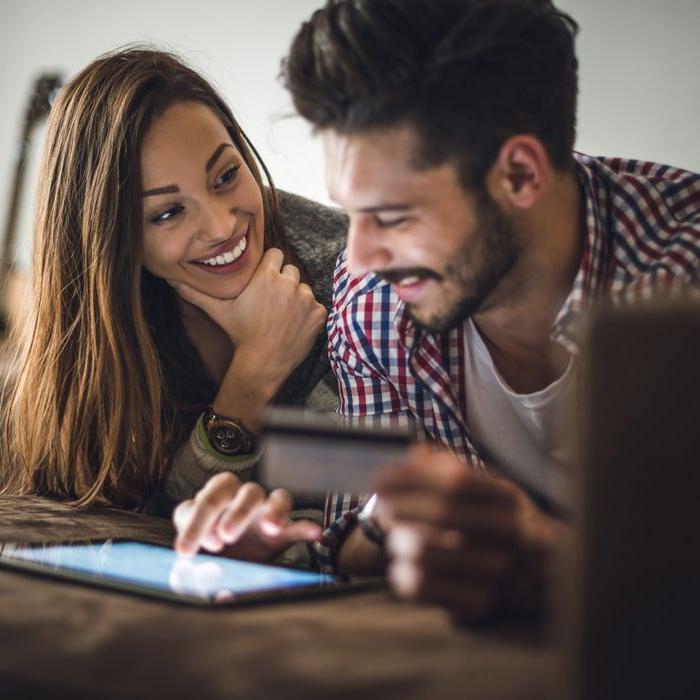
[0,47,346,562]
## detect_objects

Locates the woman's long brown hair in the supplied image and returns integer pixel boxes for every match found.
[0,47,288,508]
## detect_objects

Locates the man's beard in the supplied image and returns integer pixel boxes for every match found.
[406,189,521,333]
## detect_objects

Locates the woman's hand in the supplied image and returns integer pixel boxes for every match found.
[170,247,327,402]
[172,472,322,563]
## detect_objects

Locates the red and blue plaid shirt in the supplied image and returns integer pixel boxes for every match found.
[315,152,700,571]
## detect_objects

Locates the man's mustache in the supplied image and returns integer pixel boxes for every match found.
[377,268,442,285]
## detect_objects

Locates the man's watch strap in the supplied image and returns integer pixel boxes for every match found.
[357,494,386,547]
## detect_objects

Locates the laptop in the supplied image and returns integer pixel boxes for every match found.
[566,302,700,700]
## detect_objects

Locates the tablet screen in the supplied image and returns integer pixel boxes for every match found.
[0,540,342,605]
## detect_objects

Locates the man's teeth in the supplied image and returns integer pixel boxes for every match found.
[398,275,421,286]
[200,236,247,266]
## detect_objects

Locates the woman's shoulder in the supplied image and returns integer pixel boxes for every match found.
[272,191,347,406]
[278,190,347,262]
[277,189,348,308]
[278,189,347,239]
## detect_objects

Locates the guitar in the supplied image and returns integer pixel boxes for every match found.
[0,72,62,334]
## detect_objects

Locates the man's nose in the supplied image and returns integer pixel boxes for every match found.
[346,218,392,277]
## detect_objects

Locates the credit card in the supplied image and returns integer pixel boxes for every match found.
[260,408,413,494]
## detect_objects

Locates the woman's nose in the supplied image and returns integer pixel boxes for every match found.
[196,199,236,244]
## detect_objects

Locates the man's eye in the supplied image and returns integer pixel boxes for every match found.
[150,204,184,224]
[376,216,409,228]
[215,165,241,188]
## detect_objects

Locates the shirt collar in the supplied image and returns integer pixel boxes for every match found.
[551,153,612,353]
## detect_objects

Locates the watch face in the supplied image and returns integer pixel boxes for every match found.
[205,411,256,456]
[211,425,242,455]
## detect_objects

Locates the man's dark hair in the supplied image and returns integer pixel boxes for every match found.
[283,0,579,188]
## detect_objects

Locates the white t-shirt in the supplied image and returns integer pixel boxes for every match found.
[463,320,575,509]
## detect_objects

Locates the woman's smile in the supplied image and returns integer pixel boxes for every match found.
[190,223,251,275]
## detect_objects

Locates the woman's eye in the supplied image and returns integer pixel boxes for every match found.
[149,204,184,225]
[215,165,241,188]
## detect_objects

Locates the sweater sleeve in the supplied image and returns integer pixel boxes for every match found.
[162,413,262,504]
[163,375,340,502]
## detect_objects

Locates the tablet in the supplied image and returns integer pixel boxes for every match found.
[0,539,378,607]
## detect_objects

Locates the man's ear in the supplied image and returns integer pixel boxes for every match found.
[486,136,552,210]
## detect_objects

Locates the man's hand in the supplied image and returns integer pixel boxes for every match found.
[375,444,565,622]
[173,472,322,563]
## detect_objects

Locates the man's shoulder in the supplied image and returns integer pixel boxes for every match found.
[331,248,397,315]
[581,152,698,179]
[577,153,700,281]
[328,250,406,357]
[578,152,700,222]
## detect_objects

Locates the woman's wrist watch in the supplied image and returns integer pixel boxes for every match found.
[203,406,257,456]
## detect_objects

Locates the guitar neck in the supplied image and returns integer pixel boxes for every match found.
[0,73,62,322]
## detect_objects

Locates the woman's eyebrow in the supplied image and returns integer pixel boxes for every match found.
[143,184,180,197]
[142,143,234,196]
[206,143,233,173]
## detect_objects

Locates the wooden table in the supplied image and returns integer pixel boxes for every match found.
[0,496,558,700]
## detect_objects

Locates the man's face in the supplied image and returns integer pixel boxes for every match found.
[322,126,521,332]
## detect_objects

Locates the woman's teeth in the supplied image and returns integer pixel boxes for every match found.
[200,236,247,266]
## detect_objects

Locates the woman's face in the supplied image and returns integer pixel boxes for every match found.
[140,101,265,300]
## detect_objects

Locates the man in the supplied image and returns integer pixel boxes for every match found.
[283,0,700,620]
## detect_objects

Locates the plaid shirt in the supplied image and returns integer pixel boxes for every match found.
[314,152,700,571]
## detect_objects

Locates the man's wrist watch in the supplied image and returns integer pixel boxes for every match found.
[357,494,387,547]
[203,406,257,456]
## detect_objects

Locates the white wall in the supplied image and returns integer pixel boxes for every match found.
[1,0,699,264]
[558,0,700,171]
[0,0,328,265]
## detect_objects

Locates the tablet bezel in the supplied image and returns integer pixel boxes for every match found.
[0,538,383,607]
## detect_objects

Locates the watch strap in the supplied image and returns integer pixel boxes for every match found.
[357,495,386,547]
